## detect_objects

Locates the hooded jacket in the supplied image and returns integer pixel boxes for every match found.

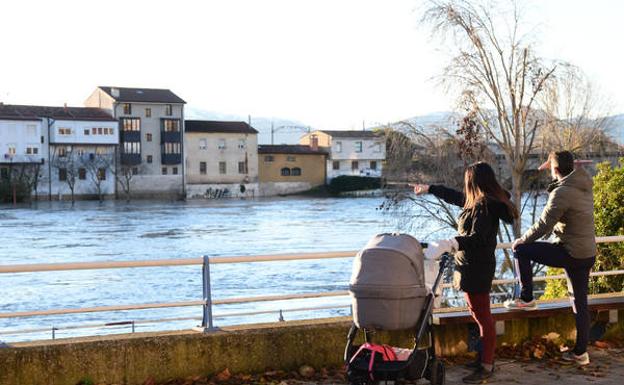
[429,185,514,293]
[521,167,596,259]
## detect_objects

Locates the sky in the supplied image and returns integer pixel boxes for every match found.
[0,0,623,130]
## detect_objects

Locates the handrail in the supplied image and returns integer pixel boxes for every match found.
[1,235,622,274]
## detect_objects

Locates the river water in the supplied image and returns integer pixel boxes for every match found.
[0,195,543,342]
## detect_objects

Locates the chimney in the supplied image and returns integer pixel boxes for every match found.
[64,103,68,112]
[111,88,120,98]
[310,135,319,151]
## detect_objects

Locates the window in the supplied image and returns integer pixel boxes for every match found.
[286,156,296,162]
[84,129,90,136]
[292,167,301,176]
[335,141,343,152]
[146,133,153,142]
[238,161,247,174]
[162,167,168,175]
[123,141,141,154]
[77,149,86,156]
[219,161,227,174]
[57,147,67,157]
[97,168,106,181]
[25,146,39,155]
[172,167,178,175]
[122,103,132,114]
[200,162,207,175]
[132,167,139,175]
[97,127,103,135]
[238,139,246,149]
[165,104,172,116]
[162,119,180,132]
[121,118,141,132]
[163,142,181,154]
[92,127,97,135]
[79,168,87,180]
[145,108,152,118]
[58,127,72,135]
[370,161,377,170]
[264,155,274,162]
[218,139,226,149]
[109,128,115,135]
[281,167,291,176]
[7,145,16,155]
[355,141,363,153]
[199,139,207,150]
[332,161,340,170]
[147,155,153,163]
[59,168,67,181]
[352,161,359,170]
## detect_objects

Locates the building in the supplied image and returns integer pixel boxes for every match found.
[300,130,385,182]
[0,104,117,200]
[257,144,328,196]
[184,120,259,198]
[85,86,186,198]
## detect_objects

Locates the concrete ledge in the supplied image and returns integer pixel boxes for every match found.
[1,303,624,385]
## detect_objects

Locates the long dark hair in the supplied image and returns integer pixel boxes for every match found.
[464,162,519,219]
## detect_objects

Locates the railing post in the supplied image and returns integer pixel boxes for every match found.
[194,255,216,332]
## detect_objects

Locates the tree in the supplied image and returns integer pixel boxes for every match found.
[543,159,624,298]
[81,148,114,202]
[422,0,558,237]
[51,146,79,204]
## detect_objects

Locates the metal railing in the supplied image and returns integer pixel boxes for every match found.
[1,236,623,339]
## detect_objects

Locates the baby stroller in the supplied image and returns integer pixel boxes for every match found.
[344,233,450,385]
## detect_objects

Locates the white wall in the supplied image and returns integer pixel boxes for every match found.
[328,137,386,161]
[49,145,116,198]
[49,120,118,145]
[0,119,45,163]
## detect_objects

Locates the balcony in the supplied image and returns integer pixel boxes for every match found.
[120,131,141,143]
[161,153,181,165]
[121,153,141,165]
[161,131,181,144]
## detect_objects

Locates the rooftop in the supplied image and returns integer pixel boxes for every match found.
[98,86,186,104]
[258,144,329,155]
[185,120,258,134]
[316,130,382,138]
[0,104,116,122]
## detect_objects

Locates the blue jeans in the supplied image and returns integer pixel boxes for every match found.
[514,242,595,354]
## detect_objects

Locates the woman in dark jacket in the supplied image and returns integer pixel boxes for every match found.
[412,162,517,384]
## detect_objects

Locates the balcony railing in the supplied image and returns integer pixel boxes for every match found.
[120,131,141,143]
[161,131,181,143]
[161,153,181,165]
[1,236,623,340]
[120,153,141,165]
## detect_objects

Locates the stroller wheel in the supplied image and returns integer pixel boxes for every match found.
[426,359,445,385]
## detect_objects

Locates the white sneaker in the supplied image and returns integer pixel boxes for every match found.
[562,351,590,366]
[503,298,538,311]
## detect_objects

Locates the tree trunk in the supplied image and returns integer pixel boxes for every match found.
[510,169,523,238]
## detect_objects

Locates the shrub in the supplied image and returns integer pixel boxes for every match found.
[543,159,624,298]
[328,175,381,195]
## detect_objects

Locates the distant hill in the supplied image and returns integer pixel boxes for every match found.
[607,114,624,145]
[186,106,312,144]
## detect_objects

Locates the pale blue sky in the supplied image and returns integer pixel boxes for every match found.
[0,0,622,129]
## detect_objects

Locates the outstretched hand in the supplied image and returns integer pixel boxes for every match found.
[410,183,430,196]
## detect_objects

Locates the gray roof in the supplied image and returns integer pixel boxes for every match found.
[185,120,258,134]
[258,145,329,155]
[317,130,382,138]
[0,104,116,122]
[98,86,186,104]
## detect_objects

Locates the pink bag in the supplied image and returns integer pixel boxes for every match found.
[349,342,397,379]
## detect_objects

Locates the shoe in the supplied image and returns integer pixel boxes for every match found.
[462,365,493,384]
[561,351,590,366]
[503,298,538,311]
[464,358,481,369]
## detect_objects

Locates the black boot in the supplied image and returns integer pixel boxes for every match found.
[465,338,483,369]
[462,365,494,384]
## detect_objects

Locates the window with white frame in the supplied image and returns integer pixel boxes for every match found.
[238,139,246,149]
[84,129,90,136]
[25,145,39,155]
[335,141,342,152]
[199,139,207,150]
[355,141,363,153]
[219,161,227,174]
[218,139,226,149]
[7,144,16,156]
[58,127,72,135]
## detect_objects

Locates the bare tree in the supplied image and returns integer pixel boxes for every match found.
[81,147,114,202]
[422,0,558,237]
[51,146,79,204]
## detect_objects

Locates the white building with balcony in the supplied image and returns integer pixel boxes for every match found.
[0,104,117,200]
[300,130,385,182]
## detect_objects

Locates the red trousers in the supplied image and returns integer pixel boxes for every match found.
[465,292,495,365]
